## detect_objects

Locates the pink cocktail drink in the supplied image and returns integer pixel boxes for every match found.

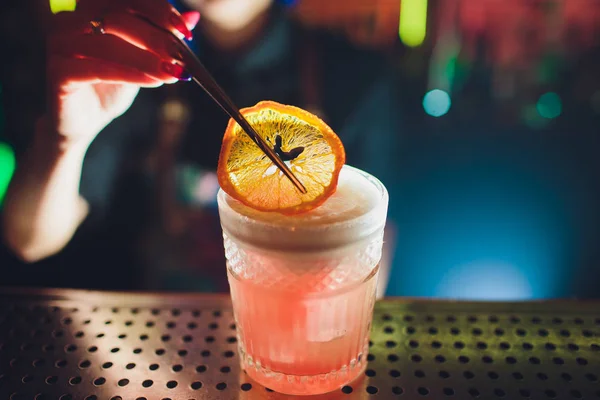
[218,165,388,395]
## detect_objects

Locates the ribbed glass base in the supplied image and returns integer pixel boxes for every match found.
[240,344,368,395]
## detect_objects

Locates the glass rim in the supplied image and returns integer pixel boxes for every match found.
[217,165,388,232]
[217,165,389,252]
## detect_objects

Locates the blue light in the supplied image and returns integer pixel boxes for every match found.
[435,261,533,300]
[423,89,451,117]
[385,156,573,300]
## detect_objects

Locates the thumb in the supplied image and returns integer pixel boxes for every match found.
[181,11,201,31]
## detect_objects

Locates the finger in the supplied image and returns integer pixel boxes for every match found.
[49,8,95,35]
[49,0,198,40]
[49,34,190,82]
[49,56,164,88]
[100,11,181,62]
[124,0,195,40]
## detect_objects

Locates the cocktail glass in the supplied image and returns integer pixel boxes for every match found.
[217,165,388,395]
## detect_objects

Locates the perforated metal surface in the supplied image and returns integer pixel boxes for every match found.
[0,289,599,399]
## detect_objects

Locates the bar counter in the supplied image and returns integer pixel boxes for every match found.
[0,288,598,399]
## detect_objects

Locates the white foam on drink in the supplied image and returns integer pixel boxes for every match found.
[218,165,388,252]
[231,165,379,226]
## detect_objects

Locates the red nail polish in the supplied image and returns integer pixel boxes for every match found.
[170,14,193,40]
[182,11,201,30]
[161,62,191,81]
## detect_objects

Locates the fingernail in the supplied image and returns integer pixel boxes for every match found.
[161,62,192,81]
[170,13,193,40]
[182,11,201,30]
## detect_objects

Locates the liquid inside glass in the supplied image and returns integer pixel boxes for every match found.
[218,165,388,395]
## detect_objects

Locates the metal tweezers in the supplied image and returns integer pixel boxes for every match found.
[130,10,307,194]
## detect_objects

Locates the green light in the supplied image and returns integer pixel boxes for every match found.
[537,54,561,85]
[423,89,451,117]
[444,56,457,85]
[522,104,549,129]
[49,0,77,14]
[0,142,15,206]
[399,0,428,48]
[536,92,562,119]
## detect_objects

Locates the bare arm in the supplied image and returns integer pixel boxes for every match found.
[0,2,200,262]
[1,117,89,262]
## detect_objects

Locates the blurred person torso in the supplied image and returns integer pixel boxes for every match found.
[0,0,400,291]
[4,0,599,300]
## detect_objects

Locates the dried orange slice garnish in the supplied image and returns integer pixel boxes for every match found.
[217,101,346,215]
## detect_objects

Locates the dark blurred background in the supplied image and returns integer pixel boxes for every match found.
[0,0,599,300]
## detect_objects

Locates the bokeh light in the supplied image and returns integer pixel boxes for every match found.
[49,0,76,14]
[536,92,562,119]
[399,0,428,47]
[385,149,576,300]
[522,104,550,130]
[436,261,533,300]
[0,142,16,205]
[423,89,451,117]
